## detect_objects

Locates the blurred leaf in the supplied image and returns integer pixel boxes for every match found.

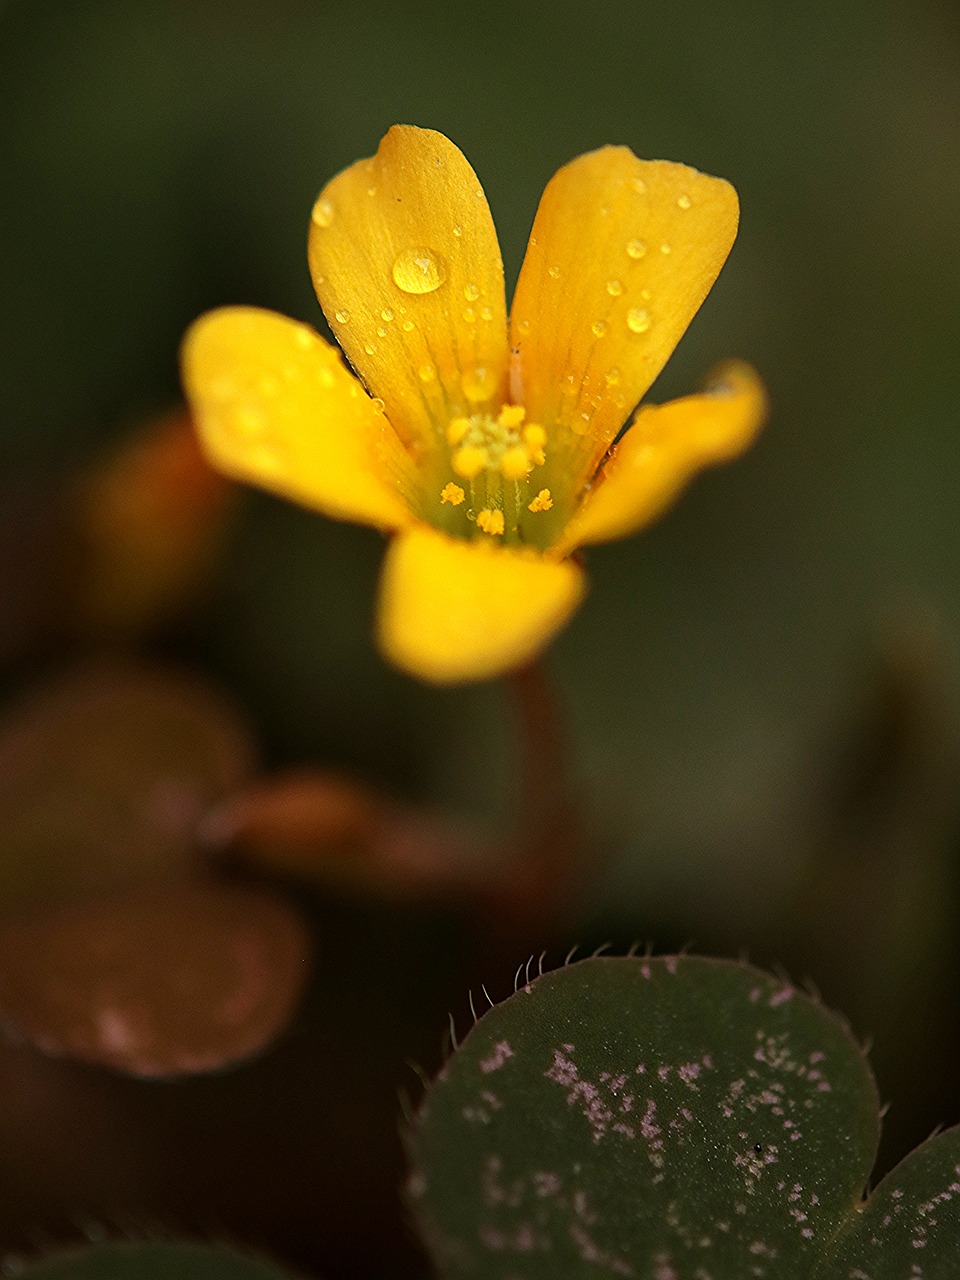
[15,1242,296,1280]
[207,768,494,903]
[0,882,310,1077]
[0,663,256,912]
[411,956,897,1278]
[61,406,236,639]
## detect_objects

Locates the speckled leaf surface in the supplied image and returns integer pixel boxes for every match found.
[16,1243,295,1280]
[811,1126,960,1279]
[411,956,885,1279]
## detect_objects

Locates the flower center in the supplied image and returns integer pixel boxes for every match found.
[428,404,555,545]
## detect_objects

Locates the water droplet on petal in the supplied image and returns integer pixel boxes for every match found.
[464,283,480,302]
[392,247,447,294]
[605,367,621,387]
[479,306,493,321]
[677,194,692,210]
[334,309,350,324]
[364,342,377,355]
[548,265,561,280]
[377,326,387,338]
[517,318,531,335]
[381,307,394,323]
[311,197,334,228]
[371,397,385,414]
[660,242,672,255]
[462,366,493,403]
[418,363,435,383]
[402,319,415,332]
[294,326,313,349]
[592,319,608,338]
[463,307,476,324]
[632,177,647,195]
[626,239,647,259]
[606,279,623,297]
[627,308,652,334]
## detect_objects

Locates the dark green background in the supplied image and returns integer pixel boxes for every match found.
[2,0,959,1183]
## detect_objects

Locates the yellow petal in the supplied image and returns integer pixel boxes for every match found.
[182,306,415,531]
[510,147,739,480]
[308,126,508,450]
[558,361,767,552]
[377,527,585,684]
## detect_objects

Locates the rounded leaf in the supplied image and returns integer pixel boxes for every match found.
[0,883,310,1076]
[0,662,256,912]
[411,956,880,1279]
[16,1243,295,1280]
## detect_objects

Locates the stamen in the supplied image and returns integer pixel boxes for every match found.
[500,445,532,480]
[452,444,489,478]
[476,509,505,536]
[497,404,526,430]
[528,488,553,513]
[446,417,470,446]
[440,482,466,506]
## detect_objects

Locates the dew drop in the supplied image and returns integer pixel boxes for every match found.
[367,185,377,198]
[462,366,493,403]
[311,197,334,228]
[626,239,647,259]
[364,342,377,355]
[592,319,608,338]
[377,326,387,338]
[677,194,692,210]
[392,247,447,295]
[548,265,561,280]
[381,307,394,323]
[605,367,621,387]
[517,318,531,335]
[464,283,480,302]
[371,397,385,414]
[660,242,672,255]
[452,225,463,238]
[479,305,493,321]
[402,319,415,332]
[294,326,313,349]
[626,308,652,334]
[606,279,623,297]
[632,177,647,195]
[463,307,476,324]
[334,309,350,324]
[418,363,436,383]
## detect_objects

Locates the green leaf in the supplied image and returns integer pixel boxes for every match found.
[411,955,941,1279]
[812,1126,960,1279]
[16,1242,294,1280]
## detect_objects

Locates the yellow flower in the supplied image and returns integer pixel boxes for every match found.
[182,126,766,684]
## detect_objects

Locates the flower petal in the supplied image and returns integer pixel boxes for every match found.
[377,527,585,684]
[308,126,509,450]
[510,147,739,480]
[558,361,767,552]
[182,307,415,531]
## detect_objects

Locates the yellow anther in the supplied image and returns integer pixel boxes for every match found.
[447,417,471,446]
[440,482,465,506]
[476,508,505,536]
[528,488,553,513]
[452,445,489,479]
[500,445,532,481]
[497,404,526,430]
[523,423,547,465]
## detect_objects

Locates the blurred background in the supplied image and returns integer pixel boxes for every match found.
[1,0,959,1276]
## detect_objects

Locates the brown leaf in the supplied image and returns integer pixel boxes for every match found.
[206,769,495,902]
[0,662,257,912]
[0,882,310,1077]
